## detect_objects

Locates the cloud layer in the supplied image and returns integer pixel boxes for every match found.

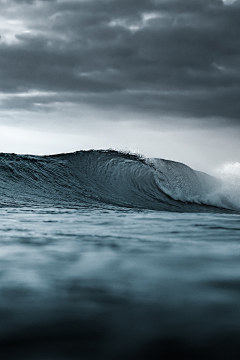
[1,0,240,124]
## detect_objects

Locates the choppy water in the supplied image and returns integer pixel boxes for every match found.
[0,150,240,359]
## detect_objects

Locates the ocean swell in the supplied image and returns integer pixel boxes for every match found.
[0,150,239,213]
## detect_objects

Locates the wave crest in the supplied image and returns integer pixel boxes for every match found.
[0,150,239,213]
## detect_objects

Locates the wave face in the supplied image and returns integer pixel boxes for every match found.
[0,150,239,212]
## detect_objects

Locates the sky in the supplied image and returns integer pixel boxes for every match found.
[0,0,240,173]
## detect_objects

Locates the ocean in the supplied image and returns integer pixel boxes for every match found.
[0,149,240,359]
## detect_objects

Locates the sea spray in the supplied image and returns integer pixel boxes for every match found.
[212,162,240,211]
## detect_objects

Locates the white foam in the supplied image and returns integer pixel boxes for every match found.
[212,162,240,211]
[216,162,240,186]
[153,159,240,211]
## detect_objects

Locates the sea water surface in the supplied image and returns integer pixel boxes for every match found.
[0,150,240,359]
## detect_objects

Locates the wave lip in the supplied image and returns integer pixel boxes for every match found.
[0,150,239,213]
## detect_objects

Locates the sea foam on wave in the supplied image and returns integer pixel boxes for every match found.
[217,162,240,185]
[211,162,240,211]
[151,158,240,212]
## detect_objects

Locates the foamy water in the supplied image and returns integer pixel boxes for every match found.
[217,162,240,185]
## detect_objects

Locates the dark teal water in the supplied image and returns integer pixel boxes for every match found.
[0,207,240,359]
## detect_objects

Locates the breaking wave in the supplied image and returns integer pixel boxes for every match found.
[0,150,239,213]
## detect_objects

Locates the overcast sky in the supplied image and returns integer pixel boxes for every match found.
[0,0,240,173]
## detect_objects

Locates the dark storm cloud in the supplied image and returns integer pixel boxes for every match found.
[1,0,240,122]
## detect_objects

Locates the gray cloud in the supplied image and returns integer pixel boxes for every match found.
[1,0,240,123]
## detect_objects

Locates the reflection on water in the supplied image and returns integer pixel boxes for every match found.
[0,208,240,359]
